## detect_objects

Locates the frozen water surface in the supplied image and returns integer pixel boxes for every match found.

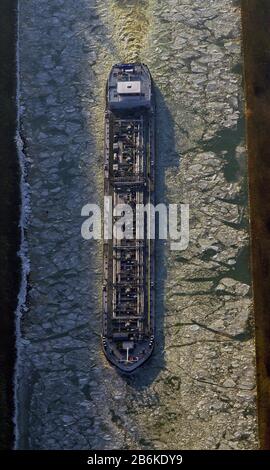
[16,0,258,449]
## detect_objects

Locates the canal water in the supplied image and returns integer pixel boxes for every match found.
[16,0,258,449]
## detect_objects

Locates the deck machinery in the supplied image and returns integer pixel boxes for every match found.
[102,63,155,372]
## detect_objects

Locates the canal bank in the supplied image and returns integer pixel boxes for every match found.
[0,0,20,450]
[242,0,270,450]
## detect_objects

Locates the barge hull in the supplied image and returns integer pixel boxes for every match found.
[102,63,155,372]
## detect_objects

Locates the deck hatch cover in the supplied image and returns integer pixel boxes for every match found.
[117,81,141,95]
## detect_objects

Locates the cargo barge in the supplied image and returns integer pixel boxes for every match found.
[102,63,155,372]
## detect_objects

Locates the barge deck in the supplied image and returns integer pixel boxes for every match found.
[102,63,155,372]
